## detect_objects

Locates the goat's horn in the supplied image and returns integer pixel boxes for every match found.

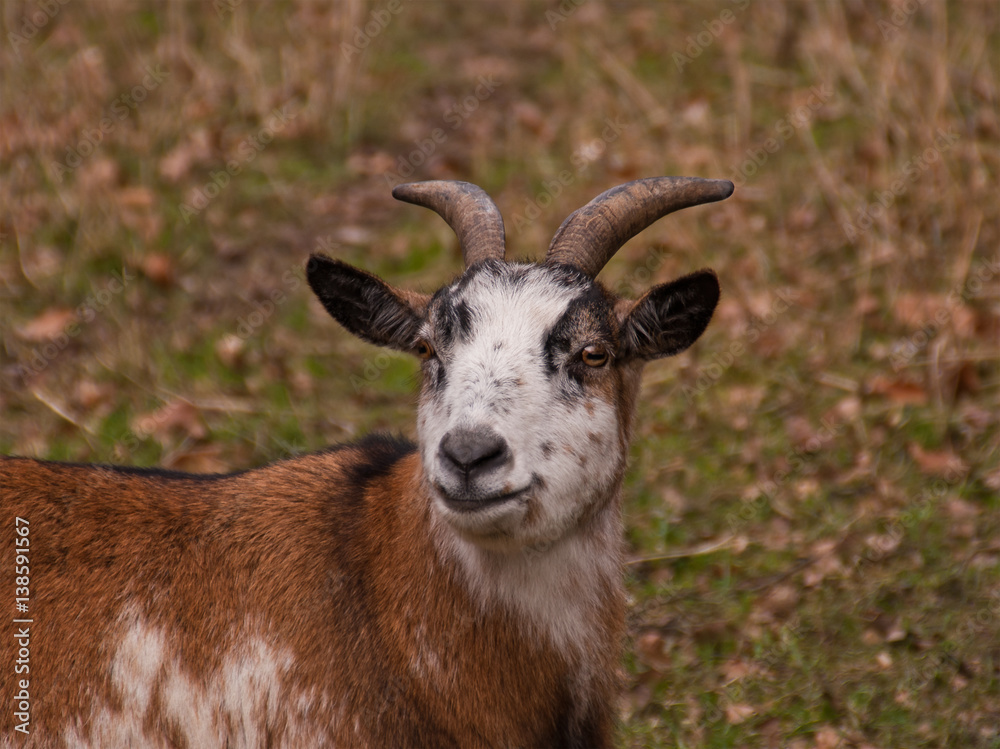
[392,181,506,267]
[545,177,734,278]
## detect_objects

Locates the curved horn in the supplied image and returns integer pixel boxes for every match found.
[545,177,734,278]
[392,181,506,267]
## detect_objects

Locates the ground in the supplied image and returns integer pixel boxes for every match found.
[1,2,998,747]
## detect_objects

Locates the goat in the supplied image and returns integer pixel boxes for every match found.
[1,176,733,748]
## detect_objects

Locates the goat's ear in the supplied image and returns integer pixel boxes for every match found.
[618,270,719,361]
[307,255,430,352]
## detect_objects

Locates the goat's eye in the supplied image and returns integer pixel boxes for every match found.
[581,344,609,368]
[415,339,435,360]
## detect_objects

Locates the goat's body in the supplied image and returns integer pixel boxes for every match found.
[1,435,622,748]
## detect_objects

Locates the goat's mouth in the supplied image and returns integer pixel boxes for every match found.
[435,484,531,513]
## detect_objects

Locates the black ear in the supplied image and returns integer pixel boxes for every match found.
[307,254,429,352]
[619,270,720,360]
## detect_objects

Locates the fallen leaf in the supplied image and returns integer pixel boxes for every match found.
[719,658,751,681]
[73,379,113,410]
[947,493,980,515]
[760,583,801,619]
[983,466,1000,491]
[142,253,176,286]
[161,444,228,474]
[803,539,844,587]
[131,400,206,445]
[813,726,842,749]
[117,185,155,208]
[854,293,880,315]
[866,374,928,405]
[908,443,968,476]
[635,630,672,672]
[215,334,246,368]
[17,308,77,341]
[862,628,882,646]
[892,292,976,337]
[345,149,397,176]
[725,702,755,724]
[885,621,907,643]
[159,128,212,182]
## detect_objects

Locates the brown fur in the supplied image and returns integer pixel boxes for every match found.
[1,444,621,747]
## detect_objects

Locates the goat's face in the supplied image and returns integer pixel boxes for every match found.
[308,178,731,551]
[415,260,628,550]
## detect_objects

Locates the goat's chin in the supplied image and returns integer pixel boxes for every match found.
[433,492,531,551]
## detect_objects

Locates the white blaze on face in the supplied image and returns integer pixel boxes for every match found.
[417,262,625,550]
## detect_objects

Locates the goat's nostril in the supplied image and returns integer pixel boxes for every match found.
[440,428,510,478]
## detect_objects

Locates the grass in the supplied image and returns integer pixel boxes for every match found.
[2,1,998,746]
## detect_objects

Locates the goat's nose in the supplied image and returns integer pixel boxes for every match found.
[439,427,510,481]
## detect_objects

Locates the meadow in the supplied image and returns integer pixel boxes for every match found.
[1,1,998,746]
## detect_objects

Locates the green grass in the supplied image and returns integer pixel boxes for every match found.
[2,1,999,746]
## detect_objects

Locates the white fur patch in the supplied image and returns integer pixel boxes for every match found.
[431,490,624,655]
[418,263,626,552]
[50,612,332,749]
[110,617,166,717]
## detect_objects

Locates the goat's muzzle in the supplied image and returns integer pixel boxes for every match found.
[436,426,525,509]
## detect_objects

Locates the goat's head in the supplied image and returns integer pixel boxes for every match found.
[308,178,732,551]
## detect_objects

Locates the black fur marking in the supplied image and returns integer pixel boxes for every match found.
[9,436,415,487]
[430,292,477,349]
[335,434,417,487]
[436,302,456,347]
[543,286,616,385]
[307,255,423,352]
[621,270,720,361]
[541,262,594,290]
[454,299,474,339]
[58,462,243,481]
[502,264,531,289]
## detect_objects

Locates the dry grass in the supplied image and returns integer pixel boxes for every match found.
[2,1,998,746]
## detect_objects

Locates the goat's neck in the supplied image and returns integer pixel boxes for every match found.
[423,477,625,658]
